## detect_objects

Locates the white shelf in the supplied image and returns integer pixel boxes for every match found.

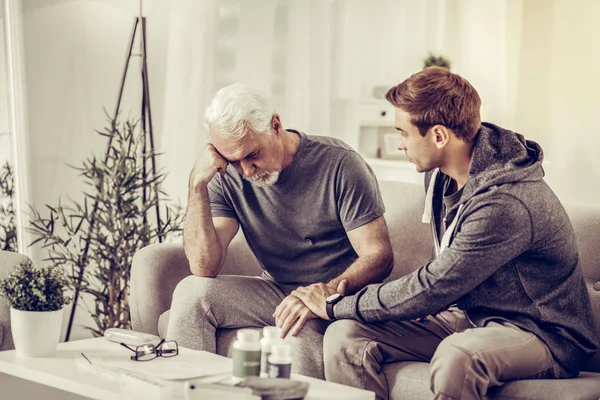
[363,157,408,167]
[362,156,423,184]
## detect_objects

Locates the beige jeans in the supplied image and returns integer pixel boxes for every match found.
[323,308,569,400]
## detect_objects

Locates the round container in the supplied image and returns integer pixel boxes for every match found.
[232,329,261,378]
[260,326,282,377]
[267,343,292,379]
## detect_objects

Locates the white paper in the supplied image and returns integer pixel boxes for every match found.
[80,349,232,381]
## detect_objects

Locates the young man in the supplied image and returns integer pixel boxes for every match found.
[292,67,598,398]
[166,83,393,379]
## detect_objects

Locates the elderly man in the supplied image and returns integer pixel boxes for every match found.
[166,83,393,379]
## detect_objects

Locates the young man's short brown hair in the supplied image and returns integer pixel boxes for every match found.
[385,67,482,141]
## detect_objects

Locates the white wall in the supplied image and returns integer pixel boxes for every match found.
[546,0,600,205]
[331,0,600,205]
[511,0,600,205]
[19,0,171,219]
[0,5,11,164]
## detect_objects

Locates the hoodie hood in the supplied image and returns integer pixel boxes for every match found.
[462,122,545,202]
[423,123,545,225]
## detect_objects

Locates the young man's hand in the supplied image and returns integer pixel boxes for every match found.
[189,143,228,189]
[291,281,347,320]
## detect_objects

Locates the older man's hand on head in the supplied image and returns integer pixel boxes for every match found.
[189,143,228,190]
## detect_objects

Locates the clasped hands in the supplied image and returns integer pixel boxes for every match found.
[273,280,347,338]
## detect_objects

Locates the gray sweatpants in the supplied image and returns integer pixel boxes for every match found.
[166,275,329,379]
[324,307,571,400]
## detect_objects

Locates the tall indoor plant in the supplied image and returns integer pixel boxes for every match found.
[27,117,183,338]
[0,260,71,356]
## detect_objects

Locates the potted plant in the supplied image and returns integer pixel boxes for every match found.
[423,52,451,70]
[0,259,71,356]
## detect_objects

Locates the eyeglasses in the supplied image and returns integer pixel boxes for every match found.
[120,339,179,361]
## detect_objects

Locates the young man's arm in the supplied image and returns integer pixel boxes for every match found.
[184,144,239,277]
[294,194,533,322]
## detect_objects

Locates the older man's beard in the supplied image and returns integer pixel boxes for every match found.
[244,170,280,187]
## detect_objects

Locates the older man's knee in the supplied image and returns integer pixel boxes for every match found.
[171,275,223,313]
[294,319,329,340]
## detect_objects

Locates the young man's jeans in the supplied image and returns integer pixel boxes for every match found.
[324,307,571,400]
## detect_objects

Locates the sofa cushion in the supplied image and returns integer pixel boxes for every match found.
[378,181,431,282]
[158,310,170,338]
[487,371,600,400]
[385,362,432,400]
[563,203,600,372]
[384,361,600,400]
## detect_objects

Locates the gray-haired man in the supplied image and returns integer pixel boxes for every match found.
[166,83,394,379]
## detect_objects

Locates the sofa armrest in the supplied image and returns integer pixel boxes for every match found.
[129,232,263,335]
[219,232,263,277]
[0,251,31,351]
[130,242,192,335]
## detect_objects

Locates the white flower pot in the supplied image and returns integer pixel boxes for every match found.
[10,307,63,357]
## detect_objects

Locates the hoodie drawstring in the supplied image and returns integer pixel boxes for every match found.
[422,168,440,224]
[440,204,464,253]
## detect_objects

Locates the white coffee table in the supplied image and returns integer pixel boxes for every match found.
[0,338,374,400]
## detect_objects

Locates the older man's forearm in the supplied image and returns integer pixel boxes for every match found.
[327,249,393,295]
[183,184,223,277]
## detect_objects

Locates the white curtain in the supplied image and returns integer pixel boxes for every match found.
[0,9,10,162]
[157,0,218,204]
[158,0,337,203]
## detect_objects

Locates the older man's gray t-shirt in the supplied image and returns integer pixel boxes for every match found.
[207,130,385,286]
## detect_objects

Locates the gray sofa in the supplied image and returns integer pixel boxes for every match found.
[130,180,600,399]
[0,250,30,351]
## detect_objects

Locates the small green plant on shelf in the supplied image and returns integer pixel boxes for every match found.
[423,52,451,70]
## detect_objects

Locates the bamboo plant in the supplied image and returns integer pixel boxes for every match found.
[27,117,183,337]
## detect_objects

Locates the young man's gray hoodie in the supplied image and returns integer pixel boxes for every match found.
[334,123,598,375]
